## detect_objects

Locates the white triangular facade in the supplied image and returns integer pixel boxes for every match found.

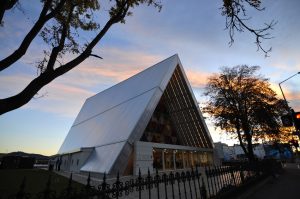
[58,55,214,175]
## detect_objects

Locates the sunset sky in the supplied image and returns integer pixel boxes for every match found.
[1,0,299,155]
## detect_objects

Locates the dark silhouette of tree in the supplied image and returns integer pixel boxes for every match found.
[0,0,18,25]
[0,0,275,115]
[203,65,286,161]
[222,0,276,56]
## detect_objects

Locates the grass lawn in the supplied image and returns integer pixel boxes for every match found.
[0,169,85,198]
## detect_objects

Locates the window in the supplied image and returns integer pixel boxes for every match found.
[175,151,184,169]
[153,148,163,170]
[164,149,174,170]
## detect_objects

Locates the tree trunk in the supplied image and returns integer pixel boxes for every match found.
[245,130,255,162]
[246,140,255,162]
[235,121,249,157]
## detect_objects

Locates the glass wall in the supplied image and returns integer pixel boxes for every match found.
[193,152,200,166]
[175,151,184,169]
[164,149,174,170]
[140,100,180,145]
[153,148,213,171]
[153,148,163,170]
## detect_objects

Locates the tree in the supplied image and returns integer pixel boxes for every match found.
[0,0,275,115]
[0,0,18,25]
[203,65,286,161]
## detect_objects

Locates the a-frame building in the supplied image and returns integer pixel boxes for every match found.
[57,55,215,175]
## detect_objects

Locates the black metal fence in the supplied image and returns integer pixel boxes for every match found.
[5,160,280,199]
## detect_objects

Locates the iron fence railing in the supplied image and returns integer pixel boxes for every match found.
[3,160,280,199]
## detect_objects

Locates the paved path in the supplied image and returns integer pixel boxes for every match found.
[243,163,300,199]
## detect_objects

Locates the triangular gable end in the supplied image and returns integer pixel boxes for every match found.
[57,54,213,176]
[139,65,213,149]
[104,55,213,173]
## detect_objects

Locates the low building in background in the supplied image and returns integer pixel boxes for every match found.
[214,142,235,161]
[57,55,216,176]
[215,141,294,162]
[0,156,35,169]
[233,144,266,160]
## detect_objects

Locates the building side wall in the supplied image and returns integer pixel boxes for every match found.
[134,141,215,175]
[69,151,93,172]
[134,142,153,175]
[59,150,93,173]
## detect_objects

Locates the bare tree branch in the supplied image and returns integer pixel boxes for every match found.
[0,0,19,25]
[90,54,103,59]
[222,0,277,57]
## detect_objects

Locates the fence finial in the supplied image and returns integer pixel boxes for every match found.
[87,172,91,187]
[68,173,73,185]
[103,172,106,182]
[65,172,72,195]
[45,174,51,190]
[201,178,207,199]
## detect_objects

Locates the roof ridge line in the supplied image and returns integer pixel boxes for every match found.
[86,54,179,101]
[72,86,159,127]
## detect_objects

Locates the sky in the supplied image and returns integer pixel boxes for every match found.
[0,0,299,156]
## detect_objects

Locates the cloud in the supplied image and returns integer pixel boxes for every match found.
[269,82,300,111]
[0,48,165,117]
[270,81,299,100]
[185,70,211,89]
[25,82,95,117]
[58,47,164,88]
[0,74,94,117]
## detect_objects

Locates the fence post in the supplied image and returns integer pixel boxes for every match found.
[230,166,237,186]
[84,172,92,198]
[155,169,160,199]
[239,165,245,184]
[99,172,109,198]
[66,173,73,196]
[191,167,198,199]
[43,174,52,199]
[86,172,91,188]
[162,173,168,199]
[200,178,207,199]
[224,167,230,186]
[114,172,121,199]
[195,167,202,199]
[204,166,211,197]
[210,167,217,196]
[147,168,152,199]
[181,171,187,199]
[217,166,224,190]
[175,172,182,199]
[214,166,221,192]
[137,169,142,199]
[186,171,193,199]
[16,177,26,199]
[169,171,175,199]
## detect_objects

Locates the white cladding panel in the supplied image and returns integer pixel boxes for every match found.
[58,88,158,154]
[73,55,178,126]
[57,54,214,174]
[80,142,126,173]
